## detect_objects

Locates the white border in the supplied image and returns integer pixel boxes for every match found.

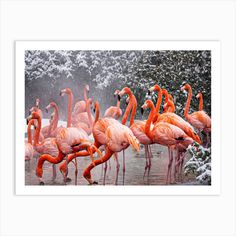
[15,40,221,196]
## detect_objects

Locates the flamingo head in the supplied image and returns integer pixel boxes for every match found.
[113,90,120,97]
[60,88,72,96]
[196,92,202,99]
[85,84,90,93]
[181,83,191,91]
[141,100,154,115]
[35,98,40,108]
[148,84,161,95]
[118,87,132,100]
[27,111,40,122]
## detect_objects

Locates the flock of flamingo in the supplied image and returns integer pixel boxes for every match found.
[25,83,211,185]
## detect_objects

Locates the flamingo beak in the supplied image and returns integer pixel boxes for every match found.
[26,119,29,125]
[148,90,151,95]
[180,86,185,91]
[28,111,31,115]
[141,107,144,115]
[118,95,121,101]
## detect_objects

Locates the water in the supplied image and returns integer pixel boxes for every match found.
[25,144,197,185]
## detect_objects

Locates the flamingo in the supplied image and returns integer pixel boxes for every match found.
[148,85,201,144]
[25,119,35,162]
[82,100,140,185]
[181,83,211,146]
[60,87,94,135]
[28,112,100,185]
[73,84,90,114]
[118,87,154,179]
[141,100,193,184]
[104,90,122,119]
[44,101,64,137]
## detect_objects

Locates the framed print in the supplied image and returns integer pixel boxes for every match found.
[1,1,236,236]
[15,40,220,195]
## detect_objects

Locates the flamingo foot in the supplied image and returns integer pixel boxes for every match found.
[38,178,44,185]
[89,181,98,185]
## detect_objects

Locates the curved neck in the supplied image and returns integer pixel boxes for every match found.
[129,95,137,127]
[34,117,41,145]
[94,103,100,124]
[184,87,192,118]
[67,91,73,127]
[27,120,35,144]
[121,93,133,125]
[167,100,175,113]
[155,89,162,117]
[84,87,88,101]
[145,102,155,140]
[52,104,59,130]
[86,100,93,128]
[198,94,203,111]
[116,100,121,108]
[162,91,168,113]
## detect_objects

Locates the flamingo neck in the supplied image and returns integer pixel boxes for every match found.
[34,116,42,145]
[155,88,162,117]
[129,95,137,127]
[163,91,168,113]
[27,120,34,144]
[184,87,192,118]
[86,100,93,128]
[198,95,203,111]
[145,102,155,140]
[52,104,59,131]
[84,87,88,101]
[67,91,73,127]
[121,92,133,125]
[167,100,175,113]
[116,100,121,108]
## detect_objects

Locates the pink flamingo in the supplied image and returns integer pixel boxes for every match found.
[181,84,211,146]
[82,101,140,184]
[118,87,154,179]
[142,100,193,184]
[25,119,34,162]
[60,87,94,135]
[104,90,122,119]
[28,112,100,185]
[73,84,90,114]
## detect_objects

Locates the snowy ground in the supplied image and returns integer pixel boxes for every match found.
[25,144,198,186]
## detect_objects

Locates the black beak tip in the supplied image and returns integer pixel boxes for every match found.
[118,95,121,101]
[28,111,31,115]
[45,108,48,113]
[148,90,151,95]
[93,108,96,113]
[26,119,29,125]
[141,107,144,115]
[59,91,62,96]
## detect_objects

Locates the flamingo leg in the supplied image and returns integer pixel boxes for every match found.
[169,150,174,184]
[114,153,120,185]
[166,147,173,185]
[103,161,108,185]
[143,145,148,179]
[83,148,113,185]
[71,159,78,185]
[122,150,126,185]
[52,164,56,182]
[147,145,152,179]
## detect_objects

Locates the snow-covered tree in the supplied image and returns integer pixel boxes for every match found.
[184,142,211,185]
